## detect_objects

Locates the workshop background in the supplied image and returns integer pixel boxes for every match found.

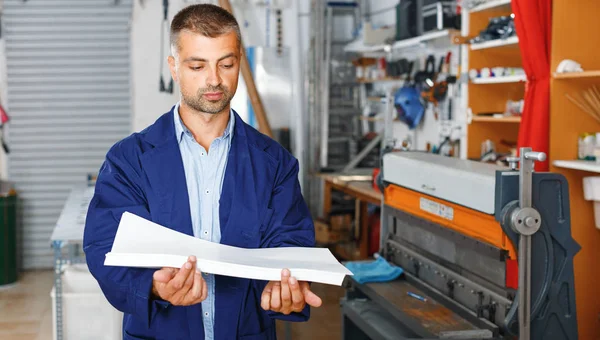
[0,0,599,339]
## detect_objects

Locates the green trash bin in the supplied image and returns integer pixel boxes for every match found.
[0,191,17,287]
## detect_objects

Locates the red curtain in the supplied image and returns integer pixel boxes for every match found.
[512,0,553,171]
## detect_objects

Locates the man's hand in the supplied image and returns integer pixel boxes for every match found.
[260,269,322,315]
[152,255,207,306]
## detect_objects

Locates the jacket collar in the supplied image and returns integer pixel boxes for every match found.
[172,102,236,145]
[142,105,262,151]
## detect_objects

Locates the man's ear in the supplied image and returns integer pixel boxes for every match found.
[168,55,178,83]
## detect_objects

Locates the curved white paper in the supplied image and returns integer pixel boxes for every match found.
[104,212,353,286]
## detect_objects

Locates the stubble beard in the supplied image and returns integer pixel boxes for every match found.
[182,85,232,114]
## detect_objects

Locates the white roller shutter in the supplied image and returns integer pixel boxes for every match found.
[3,0,133,268]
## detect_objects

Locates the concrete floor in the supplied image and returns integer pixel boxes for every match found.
[275,282,346,339]
[0,270,345,340]
[0,271,54,340]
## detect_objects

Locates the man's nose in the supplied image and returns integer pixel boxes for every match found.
[206,67,222,87]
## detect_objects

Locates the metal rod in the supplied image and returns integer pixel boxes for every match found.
[518,147,533,340]
[520,147,533,208]
[53,241,64,340]
[342,134,383,172]
[518,235,531,340]
[384,88,395,149]
[319,6,333,168]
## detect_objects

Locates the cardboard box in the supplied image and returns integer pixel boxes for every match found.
[314,219,351,245]
[330,214,353,231]
[363,22,396,45]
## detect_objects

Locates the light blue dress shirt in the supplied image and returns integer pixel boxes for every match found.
[173,102,234,340]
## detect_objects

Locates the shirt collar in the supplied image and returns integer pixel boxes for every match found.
[173,102,235,144]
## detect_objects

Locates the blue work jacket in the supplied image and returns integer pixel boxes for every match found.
[83,107,316,340]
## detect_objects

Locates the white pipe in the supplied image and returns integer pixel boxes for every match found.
[290,0,306,191]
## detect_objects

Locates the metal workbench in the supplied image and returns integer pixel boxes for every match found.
[49,183,95,340]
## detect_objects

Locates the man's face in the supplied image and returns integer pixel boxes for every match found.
[169,30,240,115]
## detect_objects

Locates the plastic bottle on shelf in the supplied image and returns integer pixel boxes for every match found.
[594,133,600,164]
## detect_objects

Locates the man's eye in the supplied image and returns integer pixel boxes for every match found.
[191,66,203,70]
[222,64,233,69]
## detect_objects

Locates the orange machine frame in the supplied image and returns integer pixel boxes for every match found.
[384,184,518,261]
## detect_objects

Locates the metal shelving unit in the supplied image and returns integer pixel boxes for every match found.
[50,183,95,340]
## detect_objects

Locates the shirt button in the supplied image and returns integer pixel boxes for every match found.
[201,152,205,156]
[204,231,208,235]
[204,312,209,317]
[205,190,210,194]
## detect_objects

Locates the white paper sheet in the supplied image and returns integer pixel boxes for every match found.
[104,212,353,286]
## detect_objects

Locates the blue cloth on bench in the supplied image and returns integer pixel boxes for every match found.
[344,255,404,284]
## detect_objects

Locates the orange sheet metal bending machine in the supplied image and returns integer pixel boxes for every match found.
[341,149,580,340]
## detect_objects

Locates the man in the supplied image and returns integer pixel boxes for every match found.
[83,4,321,340]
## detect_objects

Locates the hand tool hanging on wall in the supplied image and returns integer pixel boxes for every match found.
[418,54,444,120]
[276,9,283,56]
[159,0,173,94]
[0,102,10,154]
[421,52,458,120]
[413,55,436,91]
[394,62,425,130]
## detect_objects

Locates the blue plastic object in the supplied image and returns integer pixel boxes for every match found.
[344,255,404,284]
[394,86,425,129]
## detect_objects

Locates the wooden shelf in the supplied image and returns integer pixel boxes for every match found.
[553,70,600,79]
[359,116,385,122]
[469,0,512,13]
[471,74,527,84]
[471,36,519,50]
[553,160,600,173]
[471,115,521,123]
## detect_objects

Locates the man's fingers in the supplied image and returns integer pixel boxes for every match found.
[152,268,176,299]
[168,256,195,291]
[182,261,196,290]
[153,267,177,283]
[289,276,304,311]
[280,269,291,311]
[152,281,166,299]
[200,278,208,301]
[261,282,273,310]
[270,282,281,311]
[190,271,203,300]
[301,282,323,307]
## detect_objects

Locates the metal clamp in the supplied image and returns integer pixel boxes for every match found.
[511,207,541,235]
[506,156,519,171]
[509,147,546,340]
